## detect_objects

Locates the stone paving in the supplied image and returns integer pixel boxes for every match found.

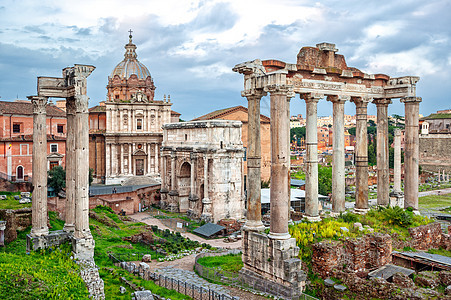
[154,266,231,295]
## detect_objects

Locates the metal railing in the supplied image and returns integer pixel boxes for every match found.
[109,253,239,300]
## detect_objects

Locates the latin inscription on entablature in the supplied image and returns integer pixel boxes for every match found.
[293,80,385,97]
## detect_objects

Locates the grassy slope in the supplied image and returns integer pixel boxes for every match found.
[196,253,243,273]
[0,192,32,210]
[419,193,451,210]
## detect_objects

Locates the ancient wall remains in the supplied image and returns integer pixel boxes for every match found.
[419,134,451,173]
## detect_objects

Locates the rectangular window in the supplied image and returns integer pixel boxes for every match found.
[137,119,142,130]
[50,144,58,153]
[20,144,29,156]
[57,124,64,133]
[50,161,59,170]
[13,123,21,133]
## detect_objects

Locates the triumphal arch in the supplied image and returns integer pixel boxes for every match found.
[27,64,96,261]
[233,42,421,297]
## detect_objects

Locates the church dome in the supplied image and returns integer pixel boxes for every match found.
[110,33,151,80]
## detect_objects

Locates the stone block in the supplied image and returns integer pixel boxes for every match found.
[0,195,7,200]
[142,254,152,262]
[21,192,31,198]
[26,230,71,251]
[120,286,126,294]
[334,284,347,291]
[324,278,335,287]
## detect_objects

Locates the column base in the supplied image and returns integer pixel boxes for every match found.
[30,227,49,237]
[353,208,369,215]
[63,224,75,233]
[389,192,404,208]
[71,234,95,261]
[304,215,322,222]
[26,230,71,252]
[243,220,265,232]
[241,230,306,298]
[268,232,291,240]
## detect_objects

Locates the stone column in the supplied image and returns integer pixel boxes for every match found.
[111,144,116,176]
[128,143,132,174]
[64,97,76,232]
[375,99,392,206]
[352,97,370,213]
[393,128,402,193]
[106,144,111,177]
[132,143,136,175]
[147,143,151,175]
[402,97,422,211]
[243,90,266,232]
[266,85,292,239]
[302,93,323,221]
[155,143,159,173]
[74,94,92,239]
[30,96,49,237]
[161,154,168,192]
[120,144,124,175]
[170,152,176,192]
[201,154,212,221]
[328,95,348,213]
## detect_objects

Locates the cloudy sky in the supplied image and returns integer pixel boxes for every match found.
[1,0,450,120]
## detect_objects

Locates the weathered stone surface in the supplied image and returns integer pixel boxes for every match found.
[78,260,105,300]
[408,222,443,250]
[142,254,152,262]
[324,278,335,287]
[312,241,343,278]
[392,272,415,289]
[415,271,440,289]
[439,271,451,286]
[132,291,154,300]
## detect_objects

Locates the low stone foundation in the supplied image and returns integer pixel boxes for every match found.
[72,235,95,261]
[78,260,105,300]
[408,222,444,250]
[26,230,71,251]
[389,192,404,208]
[240,230,306,298]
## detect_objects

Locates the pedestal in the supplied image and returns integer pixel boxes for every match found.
[240,230,306,298]
[26,230,71,252]
[389,191,404,208]
[353,208,369,215]
[71,235,95,261]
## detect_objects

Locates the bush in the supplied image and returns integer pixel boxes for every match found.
[380,206,413,227]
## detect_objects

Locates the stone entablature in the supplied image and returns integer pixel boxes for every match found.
[161,120,245,222]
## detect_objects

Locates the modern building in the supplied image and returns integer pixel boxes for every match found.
[0,100,66,181]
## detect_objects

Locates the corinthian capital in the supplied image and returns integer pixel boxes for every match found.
[401,97,422,104]
[242,89,267,100]
[373,98,392,106]
[327,94,350,104]
[300,92,324,103]
[264,84,292,95]
[29,96,48,114]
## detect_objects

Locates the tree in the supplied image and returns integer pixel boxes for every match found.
[348,127,356,136]
[48,166,66,194]
[290,127,306,143]
[89,168,94,186]
[318,165,332,196]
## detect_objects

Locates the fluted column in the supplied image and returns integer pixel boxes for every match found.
[120,144,124,175]
[266,85,292,239]
[106,144,111,177]
[375,99,392,206]
[402,97,422,211]
[393,128,402,193]
[128,143,132,174]
[161,154,168,192]
[170,152,176,192]
[155,143,159,173]
[147,143,151,175]
[243,89,266,232]
[30,96,49,237]
[74,94,91,239]
[64,97,76,232]
[352,97,371,212]
[328,95,348,213]
[302,93,323,220]
[201,154,212,221]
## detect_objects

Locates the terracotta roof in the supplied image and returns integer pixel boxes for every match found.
[192,105,270,123]
[89,105,106,113]
[171,110,181,116]
[0,100,66,117]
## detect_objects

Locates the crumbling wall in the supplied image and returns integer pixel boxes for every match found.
[408,222,443,250]
[0,208,32,243]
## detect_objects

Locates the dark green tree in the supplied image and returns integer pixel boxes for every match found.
[290,127,306,143]
[318,165,332,196]
[48,166,66,194]
[89,168,94,186]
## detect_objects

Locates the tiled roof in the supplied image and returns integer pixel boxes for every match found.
[89,105,106,113]
[0,100,66,117]
[193,223,225,238]
[171,110,181,116]
[192,105,270,122]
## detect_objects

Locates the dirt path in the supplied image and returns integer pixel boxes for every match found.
[129,212,242,249]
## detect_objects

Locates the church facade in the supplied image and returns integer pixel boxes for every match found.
[89,33,175,184]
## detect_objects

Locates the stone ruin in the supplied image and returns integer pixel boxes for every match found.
[233,42,421,297]
[25,64,105,299]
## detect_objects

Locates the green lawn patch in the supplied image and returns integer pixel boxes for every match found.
[419,194,451,210]
[0,192,31,210]
[0,244,89,299]
[196,253,243,273]
[427,248,451,258]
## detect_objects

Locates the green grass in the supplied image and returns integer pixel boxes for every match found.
[0,244,89,299]
[427,248,451,258]
[419,193,451,210]
[196,253,243,273]
[0,192,32,209]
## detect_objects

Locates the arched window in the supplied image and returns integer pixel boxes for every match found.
[16,166,24,180]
